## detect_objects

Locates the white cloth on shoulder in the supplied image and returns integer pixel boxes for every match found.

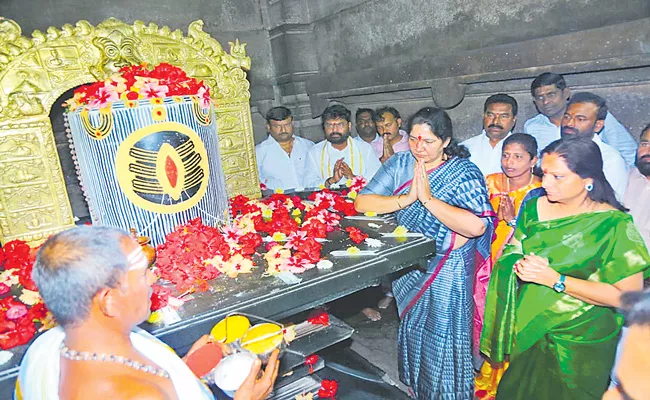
[15,326,214,400]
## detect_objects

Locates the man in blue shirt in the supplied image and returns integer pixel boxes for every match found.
[524,72,637,167]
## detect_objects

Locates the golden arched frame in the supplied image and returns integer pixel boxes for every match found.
[0,17,261,245]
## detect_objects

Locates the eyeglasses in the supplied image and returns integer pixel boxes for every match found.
[324,121,347,129]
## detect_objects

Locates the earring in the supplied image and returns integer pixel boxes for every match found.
[585,183,594,192]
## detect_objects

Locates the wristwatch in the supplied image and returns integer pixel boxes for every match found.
[506,219,517,228]
[553,274,566,293]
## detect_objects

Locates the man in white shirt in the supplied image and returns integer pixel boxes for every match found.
[560,92,628,200]
[255,106,314,191]
[524,72,637,166]
[462,94,518,175]
[353,108,380,145]
[303,104,381,189]
[624,124,650,250]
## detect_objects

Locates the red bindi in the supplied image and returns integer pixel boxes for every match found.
[417,136,422,141]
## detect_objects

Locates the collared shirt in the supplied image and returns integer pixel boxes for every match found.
[624,167,650,250]
[302,137,382,189]
[371,129,410,159]
[524,112,637,166]
[593,134,628,201]
[461,130,512,176]
[255,135,314,190]
[353,133,380,145]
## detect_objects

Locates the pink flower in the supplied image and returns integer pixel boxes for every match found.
[349,176,368,191]
[142,81,169,99]
[280,256,314,273]
[197,85,211,109]
[313,192,336,209]
[88,86,120,109]
[285,231,307,251]
[316,209,341,227]
[222,226,243,244]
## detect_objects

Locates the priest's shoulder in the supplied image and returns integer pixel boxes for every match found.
[65,373,173,400]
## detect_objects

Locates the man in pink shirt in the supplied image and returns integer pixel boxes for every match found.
[372,107,410,162]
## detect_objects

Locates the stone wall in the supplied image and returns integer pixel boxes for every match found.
[5,0,650,143]
[265,0,650,143]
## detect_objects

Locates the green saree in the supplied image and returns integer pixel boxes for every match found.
[480,197,650,400]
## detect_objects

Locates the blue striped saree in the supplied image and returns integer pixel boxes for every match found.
[360,152,494,399]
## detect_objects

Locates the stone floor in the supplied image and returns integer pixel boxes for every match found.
[329,287,409,394]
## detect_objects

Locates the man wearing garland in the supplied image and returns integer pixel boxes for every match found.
[16,226,278,400]
[303,104,381,189]
[256,106,314,191]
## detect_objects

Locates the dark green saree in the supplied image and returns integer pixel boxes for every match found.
[480,197,650,399]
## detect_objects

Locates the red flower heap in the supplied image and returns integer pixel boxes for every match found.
[157,185,369,291]
[2,240,38,291]
[155,218,227,292]
[65,63,211,111]
[0,240,50,350]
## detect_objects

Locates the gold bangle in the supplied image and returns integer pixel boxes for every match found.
[396,195,403,209]
[422,197,432,207]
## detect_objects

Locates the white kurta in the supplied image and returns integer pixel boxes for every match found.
[255,135,314,190]
[302,138,381,188]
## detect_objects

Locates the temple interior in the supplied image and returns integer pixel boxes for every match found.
[2,1,650,399]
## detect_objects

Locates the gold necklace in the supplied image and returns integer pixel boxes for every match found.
[505,173,534,193]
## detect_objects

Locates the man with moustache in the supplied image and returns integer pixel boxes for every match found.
[560,92,628,200]
[372,107,410,162]
[462,94,518,175]
[524,72,637,165]
[16,226,279,400]
[256,106,314,191]
[303,104,381,189]
[353,108,380,145]
[624,124,650,250]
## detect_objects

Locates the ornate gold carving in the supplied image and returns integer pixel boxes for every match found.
[0,17,260,245]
